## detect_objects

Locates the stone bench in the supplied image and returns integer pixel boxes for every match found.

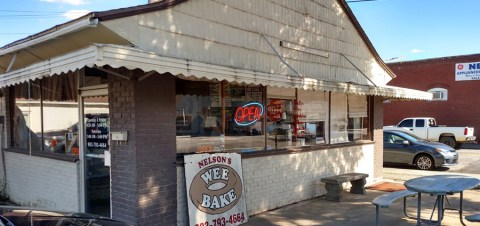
[320,173,368,202]
[371,189,417,226]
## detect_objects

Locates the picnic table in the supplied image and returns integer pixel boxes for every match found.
[404,174,480,226]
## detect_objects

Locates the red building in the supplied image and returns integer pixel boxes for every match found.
[385,54,480,140]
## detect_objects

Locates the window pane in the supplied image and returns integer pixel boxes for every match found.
[266,99,294,149]
[175,80,221,153]
[347,95,370,141]
[224,84,265,152]
[398,119,413,127]
[330,93,348,143]
[296,90,328,146]
[12,80,43,150]
[42,74,79,155]
[415,119,425,127]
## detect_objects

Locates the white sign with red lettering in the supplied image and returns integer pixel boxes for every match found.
[185,153,248,226]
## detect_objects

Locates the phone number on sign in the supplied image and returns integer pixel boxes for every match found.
[195,213,246,226]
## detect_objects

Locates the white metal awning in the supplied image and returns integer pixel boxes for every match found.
[0,44,432,100]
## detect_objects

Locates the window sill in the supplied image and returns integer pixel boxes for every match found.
[175,140,375,164]
[4,148,79,162]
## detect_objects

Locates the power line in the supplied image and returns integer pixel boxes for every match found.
[0,10,88,20]
[0,9,65,13]
[347,0,380,3]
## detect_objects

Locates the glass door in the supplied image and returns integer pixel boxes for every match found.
[81,94,110,217]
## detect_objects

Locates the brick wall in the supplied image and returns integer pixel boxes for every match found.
[5,151,80,211]
[109,75,138,223]
[176,144,376,225]
[110,73,177,225]
[385,55,480,139]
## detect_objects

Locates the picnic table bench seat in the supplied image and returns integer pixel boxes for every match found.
[372,189,417,226]
[321,173,368,202]
[466,213,480,222]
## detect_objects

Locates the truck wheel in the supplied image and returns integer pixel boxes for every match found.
[439,137,456,148]
[415,155,434,170]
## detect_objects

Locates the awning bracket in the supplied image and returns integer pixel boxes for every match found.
[341,53,377,87]
[261,34,302,77]
[6,53,17,73]
[94,66,130,80]
[138,71,156,81]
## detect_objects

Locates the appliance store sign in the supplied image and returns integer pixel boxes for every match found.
[455,62,480,81]
[185,153,248,226]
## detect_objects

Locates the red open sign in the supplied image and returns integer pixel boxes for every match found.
[234,102,264,126]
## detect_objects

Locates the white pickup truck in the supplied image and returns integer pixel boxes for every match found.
[384,117,476,149]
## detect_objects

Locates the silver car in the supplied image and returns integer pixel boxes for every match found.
[383,130,459,170]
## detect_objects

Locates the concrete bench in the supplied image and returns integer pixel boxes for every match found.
[321,173,368,202]
[466,213,480,222]
[372,190,417,226]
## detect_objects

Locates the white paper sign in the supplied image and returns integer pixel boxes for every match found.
[184,153,248,226]
[455,62,480,81]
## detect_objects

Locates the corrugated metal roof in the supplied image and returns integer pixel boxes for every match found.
[0,43,432,100]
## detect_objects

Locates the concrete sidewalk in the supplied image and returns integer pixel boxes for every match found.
[243,184,480,226]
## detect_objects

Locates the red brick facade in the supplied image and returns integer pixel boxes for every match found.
[385,54,480,140]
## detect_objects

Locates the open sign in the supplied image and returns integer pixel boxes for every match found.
[234,102,264,126]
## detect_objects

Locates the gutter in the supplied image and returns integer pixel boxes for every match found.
[0,17,99,56]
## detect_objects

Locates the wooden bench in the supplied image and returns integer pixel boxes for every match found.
[321,173,368,202]
[371,190,417,226]
[465,213,480,222]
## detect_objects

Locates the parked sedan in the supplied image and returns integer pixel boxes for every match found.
[0,206,131,226]
[383,130,458,170]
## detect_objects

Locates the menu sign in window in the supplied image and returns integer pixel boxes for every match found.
[86,113,109,149]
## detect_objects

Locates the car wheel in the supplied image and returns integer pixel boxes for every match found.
[415,154,434,170]
[439,136,456,148]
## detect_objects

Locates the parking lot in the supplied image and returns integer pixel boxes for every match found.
[245,147,480,226]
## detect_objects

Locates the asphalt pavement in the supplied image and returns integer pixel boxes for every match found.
[244,148,480,226]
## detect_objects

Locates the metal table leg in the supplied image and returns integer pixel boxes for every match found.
[417,192,422,226]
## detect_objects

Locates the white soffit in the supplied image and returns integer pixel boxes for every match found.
[0,44,432,100]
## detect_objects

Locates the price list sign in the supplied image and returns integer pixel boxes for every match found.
[85,114,109,149]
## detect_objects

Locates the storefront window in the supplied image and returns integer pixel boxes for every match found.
[175,79,372,153]
[175,79,265,153]
[11,73,79,155]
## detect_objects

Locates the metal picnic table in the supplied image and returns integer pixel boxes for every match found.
[404,174,480,226]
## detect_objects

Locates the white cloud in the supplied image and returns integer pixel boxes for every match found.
[62,10,91,19]
[411,49,425,53]
[40,0,88,6]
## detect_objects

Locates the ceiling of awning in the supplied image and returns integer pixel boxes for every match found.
[0,44,432,100]
[0,19,131,74]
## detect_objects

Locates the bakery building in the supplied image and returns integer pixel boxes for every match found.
[385,54,480,141]
[0,0,431,225]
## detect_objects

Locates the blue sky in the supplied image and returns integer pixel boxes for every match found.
[349,0,480,62]
[0,0,145,46]
[1,0,479,62]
